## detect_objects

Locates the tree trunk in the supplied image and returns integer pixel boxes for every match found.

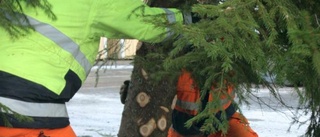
[118,43,177,137]
[118,1,193,136]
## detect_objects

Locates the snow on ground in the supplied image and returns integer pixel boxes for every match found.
[240,88,309,137]
[66,64,309,137]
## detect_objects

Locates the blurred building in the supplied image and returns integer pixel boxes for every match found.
[97,37,140,60]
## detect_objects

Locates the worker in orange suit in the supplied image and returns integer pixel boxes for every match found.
[167,70,259,137]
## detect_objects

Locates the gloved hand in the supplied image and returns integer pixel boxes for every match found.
[119,80,130,104]
[191,12,201,23]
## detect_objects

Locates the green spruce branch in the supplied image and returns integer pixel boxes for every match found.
[0,103,33,127]
[0,0,56,39]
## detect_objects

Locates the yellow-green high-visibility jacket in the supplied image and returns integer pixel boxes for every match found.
[0,0,184,128]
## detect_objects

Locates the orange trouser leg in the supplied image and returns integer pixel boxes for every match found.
[0,125,76,137]
[167,127,207,137]
[168,127,184,137]
[208,112,258,137]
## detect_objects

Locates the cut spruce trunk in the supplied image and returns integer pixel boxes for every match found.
[117,1,190,136]
[118,43,177,137]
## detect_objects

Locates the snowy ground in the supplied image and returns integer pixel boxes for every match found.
[66,62,309,137]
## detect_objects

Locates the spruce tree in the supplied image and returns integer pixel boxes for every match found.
[120,0,320,136]
[159,0,320,136]
[1,0,320,136]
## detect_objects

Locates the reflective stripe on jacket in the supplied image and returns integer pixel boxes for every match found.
[0,0,184,128]
[0,96,69,128]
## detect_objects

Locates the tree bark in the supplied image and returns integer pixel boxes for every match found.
[118,44,177,137]
[118,1,192,136]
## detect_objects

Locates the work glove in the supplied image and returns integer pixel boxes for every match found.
[119,80,130,104]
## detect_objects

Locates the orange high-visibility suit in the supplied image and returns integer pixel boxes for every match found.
[167,71,258,137]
